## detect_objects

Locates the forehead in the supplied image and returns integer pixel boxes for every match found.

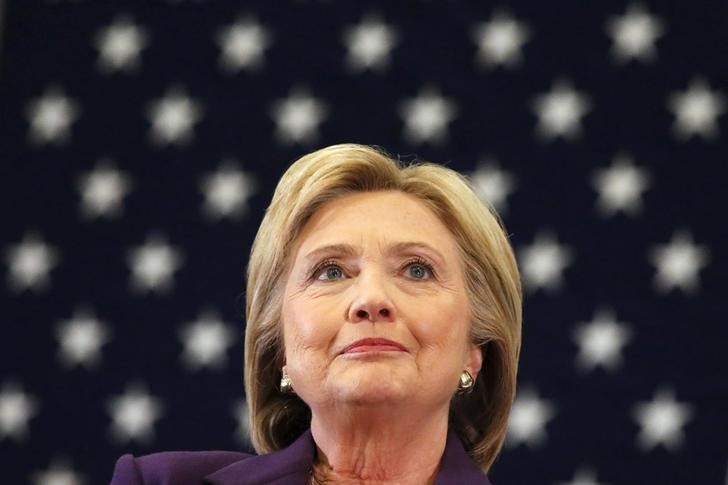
[293,191,460,256]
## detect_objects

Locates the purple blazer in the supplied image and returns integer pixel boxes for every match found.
[110,428,493,484]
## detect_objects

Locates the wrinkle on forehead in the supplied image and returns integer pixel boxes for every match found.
[292,191,460,260]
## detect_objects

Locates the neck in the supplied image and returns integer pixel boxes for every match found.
[309,404,449,484]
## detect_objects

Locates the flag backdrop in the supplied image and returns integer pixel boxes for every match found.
[1,1,727,484]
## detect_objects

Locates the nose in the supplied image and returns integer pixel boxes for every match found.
[347,271,397,323]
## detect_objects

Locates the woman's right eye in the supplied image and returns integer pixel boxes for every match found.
[315,264,345,281]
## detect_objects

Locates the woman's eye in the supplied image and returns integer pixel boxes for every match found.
[405,262,431,279]
[316,265,344,281]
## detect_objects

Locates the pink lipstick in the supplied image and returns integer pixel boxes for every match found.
[341,338,407,354]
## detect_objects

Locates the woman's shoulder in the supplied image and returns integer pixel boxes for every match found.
[109,430,316,484]
[110,449,253,485]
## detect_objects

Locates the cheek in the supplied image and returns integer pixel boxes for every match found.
[410,293,471,349]
[282,296,340,357]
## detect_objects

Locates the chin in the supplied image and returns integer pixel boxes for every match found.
[332,364,410,405]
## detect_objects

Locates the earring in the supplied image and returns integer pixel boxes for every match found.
[280,369,294,394]
[458,370,475,393]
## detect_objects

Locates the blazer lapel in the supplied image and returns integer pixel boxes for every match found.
[435,430,492,485]
[204,430,314,485]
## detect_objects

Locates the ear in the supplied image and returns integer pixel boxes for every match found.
[464,342,483,377]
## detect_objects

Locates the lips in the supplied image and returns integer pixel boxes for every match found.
[340,337,407,354]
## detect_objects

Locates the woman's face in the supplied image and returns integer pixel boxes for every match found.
[281,191,482,412]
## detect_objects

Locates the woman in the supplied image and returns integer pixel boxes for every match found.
[110,144,522,484]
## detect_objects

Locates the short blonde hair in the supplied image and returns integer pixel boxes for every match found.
[245,144,522,472]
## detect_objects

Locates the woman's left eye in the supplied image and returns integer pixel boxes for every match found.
[404,261,433,279]
[315,264,345,281]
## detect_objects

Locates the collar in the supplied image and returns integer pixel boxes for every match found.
[204,428,491,485]
[204,430,314,484]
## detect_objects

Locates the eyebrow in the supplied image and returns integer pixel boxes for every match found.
[387,242,446,266]
[303,244,359,262]
[303,241,447,265]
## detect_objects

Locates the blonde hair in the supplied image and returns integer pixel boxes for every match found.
[244,143,522,472]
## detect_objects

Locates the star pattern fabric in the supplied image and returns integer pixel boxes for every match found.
[127,235,184,293]
[668,78,726,140]
[632,388,693,452]
[506,387,557,449]
[25,87,80,145]
[94,15,148,73]
[31,459,86,485]
[270,88,328,145]
[556,467,610,485]
[217,17,272,72]
[469,160,517,213]
[107,384,164,445]
[2,3,727,485]
[179,311,237,370]
[147,88,204,145]
[56,309,112,368]
[607,4,665,63]
[532,81,591,140]
[77,160,133,219]
[572,309,633,373]
[591,154,651,216]
[399,87,457,144]
[232,399,250,445]
[0,383,39,441]
[343,15,399,71]
[4,232,60,293]
[649,230,710,294]
[472,10,531,68]
[200,161,257,220]
[518,232,573,293]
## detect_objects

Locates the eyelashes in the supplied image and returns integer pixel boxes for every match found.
[310,259,343,281]
[402,257,436,279]
[308,257,437,281]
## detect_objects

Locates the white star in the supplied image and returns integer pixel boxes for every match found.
[270,88,328,145]
[572,309,632,373]
[607,4,665,63]
[77,160,133,219]
[471,10,530,68]
[32,459,85,485]
[179,311,236,370]
[532,81,591,140]
[127,235,184,293]
[469,160,517,214]
[4,232,60,293]
[399,87,458,145]
[342,15,398,71]
[649,231,710,294]
[232,399,250,444]
[56,308,112,368]
[107,384,164,444]
[217,17,272,72]
[25,87,80,145]
[201,161,257,220]
[556,467,610,485]
[668,78,725,140]
[0,382,38,441]
[506,387,556,448]
[632,388,693,452]
[94,16,148,73]
[592,154,651,216]
[147,87,204,145]
[518,232,573,293]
